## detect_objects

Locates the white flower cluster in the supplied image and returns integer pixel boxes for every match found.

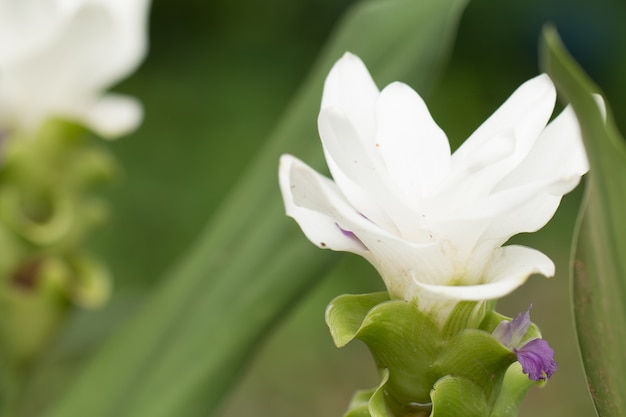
[280,53,590,313]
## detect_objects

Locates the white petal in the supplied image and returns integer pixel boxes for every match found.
[319,107,419,238]
[485,244,554,283]
[0,0,61,64]
[318,107,389,209]
[320,52,379,143]
[318,53,443,241]
[412,245,554,301]
[279,154,369,254]
[365,235,452,298]
[430,181,562,249]
[78,94,143,138]
[453,74,556,163]
[456,99,593,236]
[484,198,561,246]
[85,0,149,89]
[0,6,109,127]
[418,215,498,267]
[6,5,113,97]
[494,103,589,195]
[0,0,148,133]
[375,82,450,201]
[443,75,556,207]
[280,154,449,297]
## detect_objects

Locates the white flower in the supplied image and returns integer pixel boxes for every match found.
[0,0,150,138]
[279,52,590,312]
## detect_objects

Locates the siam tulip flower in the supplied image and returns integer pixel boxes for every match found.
[0,0,150,139]
[279,52,590,318]
[493,306,558,381]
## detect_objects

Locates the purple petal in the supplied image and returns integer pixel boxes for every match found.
[514,338,558,381]
[492,305,532,347]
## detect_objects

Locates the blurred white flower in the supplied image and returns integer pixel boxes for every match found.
[0,0,150,138]
[280,52,590,312]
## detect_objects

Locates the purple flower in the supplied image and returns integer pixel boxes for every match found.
[514,338,558,381]
[493,305,557,381]
[492,305,532,347]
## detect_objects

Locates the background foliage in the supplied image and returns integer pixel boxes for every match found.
[19,0,625,416]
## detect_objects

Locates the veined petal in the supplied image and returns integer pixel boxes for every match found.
[412,245,554,301]
[375,82,450,202]
[279,154,369,254]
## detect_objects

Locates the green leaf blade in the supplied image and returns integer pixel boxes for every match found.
[541,26,626,417]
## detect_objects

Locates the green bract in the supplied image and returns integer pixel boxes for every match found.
[327,293,546,417]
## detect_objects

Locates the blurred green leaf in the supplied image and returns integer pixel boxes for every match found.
[40,1,469,416]
[540,26,626,417]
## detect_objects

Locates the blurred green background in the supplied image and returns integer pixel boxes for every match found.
[77,0,626,416]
